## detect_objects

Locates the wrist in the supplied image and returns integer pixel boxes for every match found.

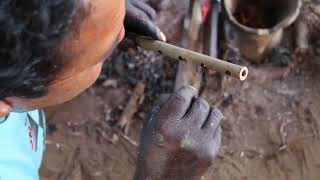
[133,160,150,180]
[133,160,162,180]
[133,169,154,180]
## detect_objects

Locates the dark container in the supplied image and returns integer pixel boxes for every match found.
[223,0,302,61]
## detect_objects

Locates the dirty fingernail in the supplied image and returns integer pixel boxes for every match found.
[160,31,167,42]
[186,86,198,94]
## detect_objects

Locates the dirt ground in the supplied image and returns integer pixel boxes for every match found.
[40,1,320,180]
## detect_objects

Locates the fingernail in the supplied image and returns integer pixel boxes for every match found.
[211,106,224,119]
[160,32,167,42]
[186,86,198,94]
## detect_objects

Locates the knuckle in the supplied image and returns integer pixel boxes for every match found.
[153,131,166,144]
[208,141,221,159]
[196,98,210,109]
[211,107,224,120]
[150,9,156,17]
[137,13,148,21]
[157,123,169,137]
[158,120,173,134]
[173,94,187,104]
[132,0,140,4]
[179,86,196,94]
[207,149,219,161]
[198,147,217,163]
[172,86,195,101]
[214,126,222,139]
[158,123,181,142]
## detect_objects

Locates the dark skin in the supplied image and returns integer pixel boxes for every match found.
[134,86,222,180]
[125,0,166,42]
[127,3,222,178]
[0,0,222,179]
[0,0,165,114]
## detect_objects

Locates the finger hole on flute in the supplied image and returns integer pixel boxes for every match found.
[240,67,248,81]
[178,56,187,62]
[225,71,231,76]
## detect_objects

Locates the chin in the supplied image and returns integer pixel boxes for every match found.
[49,63,103,106]
[53,63,103,105]
[7,63,103,111]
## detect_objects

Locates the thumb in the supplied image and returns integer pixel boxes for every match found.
[143,93,170,130]
[154,94,171,108]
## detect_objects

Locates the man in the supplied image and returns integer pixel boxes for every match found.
[0,0,222,179]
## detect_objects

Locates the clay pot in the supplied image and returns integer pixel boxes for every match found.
[222,0,302,62]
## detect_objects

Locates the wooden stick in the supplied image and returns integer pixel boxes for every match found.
[118,81,145,134]
[135,36,248,81]
[174,0,203,91]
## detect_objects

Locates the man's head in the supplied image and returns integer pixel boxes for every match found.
[0,0,125,115]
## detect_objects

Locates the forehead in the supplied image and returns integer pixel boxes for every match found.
[53,0,125,83]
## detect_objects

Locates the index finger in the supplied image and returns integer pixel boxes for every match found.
[132,0,156,20]
[157,86,197,122]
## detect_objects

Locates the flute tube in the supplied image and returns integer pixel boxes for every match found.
[135,36,248,81]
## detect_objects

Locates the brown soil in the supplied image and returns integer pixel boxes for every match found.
[40,1,320,180]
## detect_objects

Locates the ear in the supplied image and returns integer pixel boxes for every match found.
[0,101,11,117]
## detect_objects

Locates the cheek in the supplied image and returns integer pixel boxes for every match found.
[47,63,103,104]
[50,62,103,100]
[90,62,103,82]
[63,62,103,98]
[6,63,104,111]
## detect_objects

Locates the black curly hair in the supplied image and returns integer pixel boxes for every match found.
[0,0,77,99]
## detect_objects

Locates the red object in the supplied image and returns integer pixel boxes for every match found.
[28,127,34,150]
[201,0,211,23]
